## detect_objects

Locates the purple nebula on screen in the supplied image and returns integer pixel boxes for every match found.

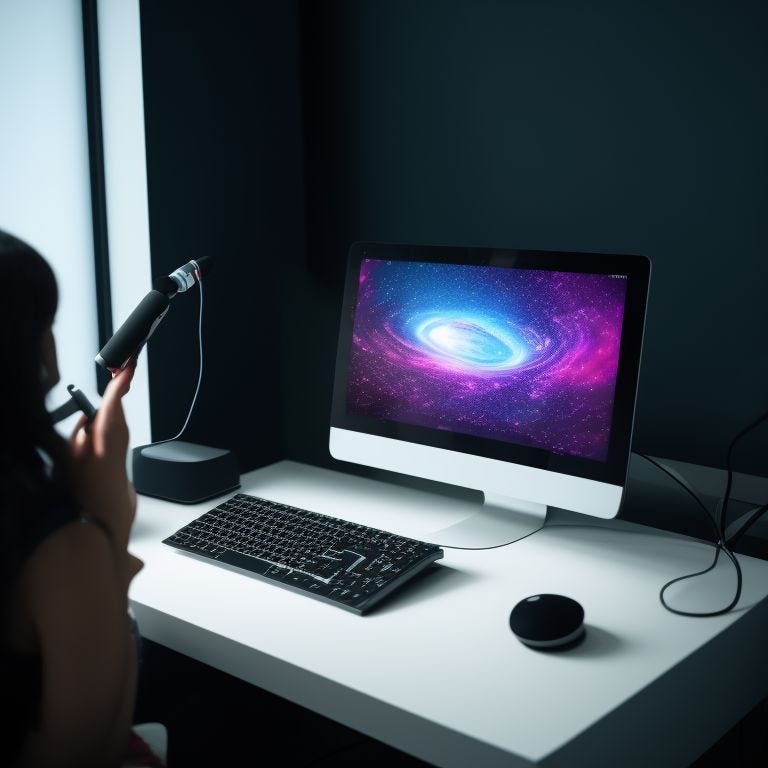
[346,259,628,461]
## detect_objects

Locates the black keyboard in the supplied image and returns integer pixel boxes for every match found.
[163,493,444,614]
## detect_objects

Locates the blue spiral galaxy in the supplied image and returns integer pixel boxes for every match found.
[409,312,528,371]
[347,259,627,461]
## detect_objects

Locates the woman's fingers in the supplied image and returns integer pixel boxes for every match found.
[69,362,134,456]
[70,413,89,441]
[111,357,137,388]
[102,363,133,409]
[69,413,92,456]
[107,363,135,399]
[89,368,131,456]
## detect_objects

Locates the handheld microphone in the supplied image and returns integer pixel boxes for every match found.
[95,257,212,371]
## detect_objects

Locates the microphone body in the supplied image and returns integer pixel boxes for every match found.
[95,257,212,371]
[96,290,169,371]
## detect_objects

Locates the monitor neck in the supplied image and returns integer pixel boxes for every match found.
[424,493,547,549]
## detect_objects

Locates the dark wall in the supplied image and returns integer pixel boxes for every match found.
[139,0,305,472]
[297,0,768,475]
[140,0,767,477]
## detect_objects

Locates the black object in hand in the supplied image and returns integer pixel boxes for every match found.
[49,384,97,425]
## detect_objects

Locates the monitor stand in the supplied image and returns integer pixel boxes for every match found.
[424,493,548,549]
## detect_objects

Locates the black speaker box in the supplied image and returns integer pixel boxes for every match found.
[132,440,240,504]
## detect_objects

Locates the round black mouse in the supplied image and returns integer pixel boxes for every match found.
[509,594,585,650]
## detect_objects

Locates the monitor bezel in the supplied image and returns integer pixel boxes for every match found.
[331,242,650,487]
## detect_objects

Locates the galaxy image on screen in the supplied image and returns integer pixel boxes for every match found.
[346,259,628,461]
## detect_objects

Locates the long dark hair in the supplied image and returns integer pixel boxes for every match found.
[0,230,75,587]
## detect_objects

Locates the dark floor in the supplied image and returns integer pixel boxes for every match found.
[688,696,768,768]
[133,638,431,767]
[134,638,768,768]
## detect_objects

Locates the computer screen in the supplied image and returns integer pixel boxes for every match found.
[330,243,650,547]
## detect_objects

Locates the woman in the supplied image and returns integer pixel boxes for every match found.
[0,230,149,766]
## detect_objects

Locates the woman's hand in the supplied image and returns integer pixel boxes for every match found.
[70,362,136,550]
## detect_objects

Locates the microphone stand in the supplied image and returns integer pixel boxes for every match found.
[96,258,240,504]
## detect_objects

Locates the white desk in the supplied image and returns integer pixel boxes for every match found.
[128,460,768,768]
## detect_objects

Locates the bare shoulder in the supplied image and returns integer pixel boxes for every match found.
[19,518,124,623]
[26,517,115,577]
[13,520,139,766]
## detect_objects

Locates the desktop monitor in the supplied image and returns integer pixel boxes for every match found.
[330,243,650,547]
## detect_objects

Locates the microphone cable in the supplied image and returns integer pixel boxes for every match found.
[163,265,205,443]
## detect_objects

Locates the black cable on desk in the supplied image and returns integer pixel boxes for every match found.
[636,405,768,617]
[720,408,768,542]
[635,453,720,540]
[635,452,743,617]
